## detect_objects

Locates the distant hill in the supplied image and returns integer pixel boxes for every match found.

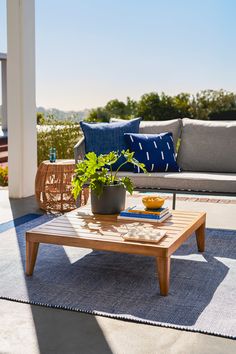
[37,106,90,122]
[0,105,89,123]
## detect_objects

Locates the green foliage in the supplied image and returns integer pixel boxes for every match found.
[37,116,81,165]
[136,92,184,121]
[86,107,110,122]
[0,165,8,186]
[37,112,46,125]
[208,109,236,121]
[85,89,236,122]
[86,97,138,122]
[105,99,127,118]
[72,150,146,199]
[172,93,193,118]
[190,90,236,120]
[105,97,138,120]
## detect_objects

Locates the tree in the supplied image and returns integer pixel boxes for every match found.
[105,99,128,119]
[136,92,161,121]
[105,97,138,119]
[86,97,138,122]
[126,97,138,118]
[86,108,109,122]
[85,89,236,123]
[137,92,185,121]
[192,90,236,120]
[172,93,193,118]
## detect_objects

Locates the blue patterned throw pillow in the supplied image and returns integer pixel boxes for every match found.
[80,118,141,171]
[124,132,181,172]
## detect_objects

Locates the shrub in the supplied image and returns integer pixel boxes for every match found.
[208,110,236,120]
[37,118,81,165]
[37,112,46,124]
[0,165,8,186]
[191,90,236,120]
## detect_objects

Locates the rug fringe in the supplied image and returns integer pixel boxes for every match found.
[0,296,235,340]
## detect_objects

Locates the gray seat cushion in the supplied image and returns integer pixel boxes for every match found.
[116,171,236,193]
[110,118,182,150]
[177,118,236,172]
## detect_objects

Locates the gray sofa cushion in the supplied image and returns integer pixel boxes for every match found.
[177,118,236,172]
[116,171,236,193]
[110,118,182,150]
[139,119,182,150]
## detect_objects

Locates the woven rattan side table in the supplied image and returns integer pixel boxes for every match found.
[35,159,89,212]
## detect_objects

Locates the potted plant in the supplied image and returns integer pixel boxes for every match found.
[72,150,146,214]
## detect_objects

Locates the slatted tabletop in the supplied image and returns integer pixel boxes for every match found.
[27,207,206,258]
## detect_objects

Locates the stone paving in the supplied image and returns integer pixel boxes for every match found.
[166,195,236,204]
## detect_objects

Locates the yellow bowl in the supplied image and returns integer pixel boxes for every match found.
[142,196,165,209]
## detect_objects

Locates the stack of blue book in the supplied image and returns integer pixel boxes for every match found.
[117,206,171,223]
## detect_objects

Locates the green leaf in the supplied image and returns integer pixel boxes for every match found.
[72,149,147,200]
[102,151,119,165]
[121,177,134,195]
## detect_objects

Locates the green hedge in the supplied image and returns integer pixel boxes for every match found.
[37,120,81,165]
[0,120,81,185]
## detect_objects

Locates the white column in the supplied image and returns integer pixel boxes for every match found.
[1,59,7,131]
[7,0,37,198]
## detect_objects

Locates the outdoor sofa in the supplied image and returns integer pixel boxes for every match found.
[74,118,236,208]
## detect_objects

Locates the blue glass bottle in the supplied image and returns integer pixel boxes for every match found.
[49,147,56,163]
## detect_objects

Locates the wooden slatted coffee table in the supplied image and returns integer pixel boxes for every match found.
[25,206,206,296]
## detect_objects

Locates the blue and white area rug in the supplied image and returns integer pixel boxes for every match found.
[0,215,236,339]
[0,213,41,233]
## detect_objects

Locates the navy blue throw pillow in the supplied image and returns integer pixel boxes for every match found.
[80,118,141,171]
[124,132,181,172]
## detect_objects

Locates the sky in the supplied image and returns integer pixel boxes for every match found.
[0,0,236,111]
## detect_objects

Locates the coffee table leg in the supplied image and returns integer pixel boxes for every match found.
[26,240,39,276]
[156,256,171,296]
[195,222,205,252]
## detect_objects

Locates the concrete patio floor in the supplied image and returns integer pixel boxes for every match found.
[0,188,236,354]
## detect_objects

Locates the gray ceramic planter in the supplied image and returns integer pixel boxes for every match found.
[91,184,126,214]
